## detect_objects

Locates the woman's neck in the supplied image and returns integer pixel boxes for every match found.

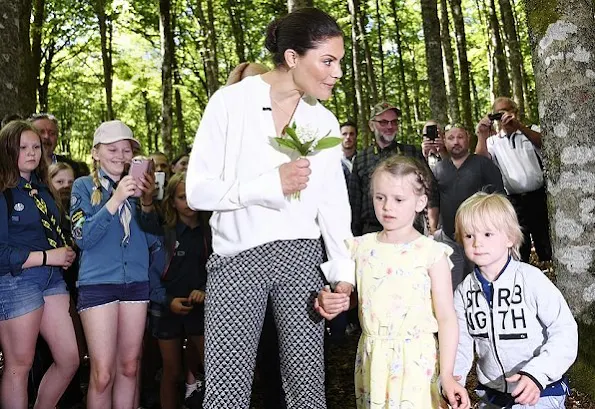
[261,70,303,103]
[19,171,31,181]
[179,213,199,229]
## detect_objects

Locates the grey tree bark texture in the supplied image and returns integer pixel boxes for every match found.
[0,0,36,119]
[524,0,595,396]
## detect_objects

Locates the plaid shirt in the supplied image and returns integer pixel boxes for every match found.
[348,140,439,236]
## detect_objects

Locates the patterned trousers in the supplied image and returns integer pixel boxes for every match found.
[203,239,327,409]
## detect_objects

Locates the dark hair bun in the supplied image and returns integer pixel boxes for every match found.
[265,18,282,53]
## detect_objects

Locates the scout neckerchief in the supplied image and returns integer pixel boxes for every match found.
[98,169,132,245]
[22,176,67,249]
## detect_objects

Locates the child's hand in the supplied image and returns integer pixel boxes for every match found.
[507,373,540,406]
[138,171,155,204]
[334,281,354,295]
[170,297,193,315]
[188,290,206,304]
[440,375,471,409]
[314,285,349,320]
[113,175,137,203]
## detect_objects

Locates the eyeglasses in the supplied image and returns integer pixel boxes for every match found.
[372,119,398,127]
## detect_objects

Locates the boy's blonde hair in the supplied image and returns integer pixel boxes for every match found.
[455,192,523,260]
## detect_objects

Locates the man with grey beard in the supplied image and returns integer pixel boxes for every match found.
[348,102,439,236]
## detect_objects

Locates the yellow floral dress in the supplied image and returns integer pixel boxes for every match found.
[349,233,453,409]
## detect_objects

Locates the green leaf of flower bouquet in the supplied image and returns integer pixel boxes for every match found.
[283,125,302,146]
[274,137,300,151]
[313,137,343,150]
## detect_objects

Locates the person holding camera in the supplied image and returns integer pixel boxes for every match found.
[475,97,551,263]
[432,125,505,289]
[349,102,439,236]
[420,120,447,170]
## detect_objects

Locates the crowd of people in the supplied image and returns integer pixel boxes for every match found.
[0,6,579,409]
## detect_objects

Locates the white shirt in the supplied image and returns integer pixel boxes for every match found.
[486,129,543,194]
[186,75,355,285]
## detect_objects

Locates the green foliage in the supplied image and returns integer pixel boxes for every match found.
[38,0,537,162]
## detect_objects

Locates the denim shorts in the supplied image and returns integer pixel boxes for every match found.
[0,266,69,321]
[77,281,150,312]
[150,303,205,339]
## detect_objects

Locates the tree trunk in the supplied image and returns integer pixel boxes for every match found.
[195,0,219,97]
[390,0,413,138]
[38,40,55,113]
[287,0,312,12]
[450,0,473,132]
[174,66,187,153]
[347,0,369,147]
[420,0,449,125]
[0,0,35,119]
[226,0,245,62]
[31,0,45,111]
[439,0,460,125]
[95,0,114,120]
[524,0,595,396]
[159,0,174,157]
[355,0,378,106]
[141,90,156,152]
[374,0,386,101]
[487,0,511,97]
[409,49,422,125]
[498,0,524,116]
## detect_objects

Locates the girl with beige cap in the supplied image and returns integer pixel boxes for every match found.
[69,120,160,408]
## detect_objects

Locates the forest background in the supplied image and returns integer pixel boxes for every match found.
[1,0,595,403]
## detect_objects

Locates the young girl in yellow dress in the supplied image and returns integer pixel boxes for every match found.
[317,156,470,409]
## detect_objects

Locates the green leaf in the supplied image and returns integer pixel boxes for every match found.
[274,137,300,151]
[283,125,302,147]
[313,137,343,150]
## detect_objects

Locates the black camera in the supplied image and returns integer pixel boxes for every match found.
[424,124,438,141]
[488,112,503,121]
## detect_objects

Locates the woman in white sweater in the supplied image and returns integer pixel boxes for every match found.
[186,7,354,409]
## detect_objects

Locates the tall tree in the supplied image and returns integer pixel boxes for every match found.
[347,0,369,146]
[0,0,35,118]
[450,0,474,132]
[31,0,45,111]
[498,0,524,116]
[287,0,312,12]
[374,0,386,100]
[524,0,595,396]
[195,0,219,96]
[226,0,245,62]
[390,0,413,137]
[159,0,174,156]
[95,0,114,119]
[439,0,460,124]
[487,0,511,98]
[420,0,449,125]
[356,0,378,106]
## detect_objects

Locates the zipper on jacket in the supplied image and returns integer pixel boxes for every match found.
[488,282,508,393]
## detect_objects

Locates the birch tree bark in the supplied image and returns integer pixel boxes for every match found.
[524,0,595,394]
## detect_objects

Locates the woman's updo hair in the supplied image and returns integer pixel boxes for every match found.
[265,7,342,67]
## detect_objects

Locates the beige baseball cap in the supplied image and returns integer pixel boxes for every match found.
[93,120,141,150]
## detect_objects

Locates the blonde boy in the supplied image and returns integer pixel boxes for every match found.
[453,192,577,408]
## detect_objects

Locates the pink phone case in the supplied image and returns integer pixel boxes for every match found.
[129,160,150,197]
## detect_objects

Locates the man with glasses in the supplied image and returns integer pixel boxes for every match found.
[348,102,439,236]
[29,113,82,177]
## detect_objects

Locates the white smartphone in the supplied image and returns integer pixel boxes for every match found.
[154,172,166,201]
